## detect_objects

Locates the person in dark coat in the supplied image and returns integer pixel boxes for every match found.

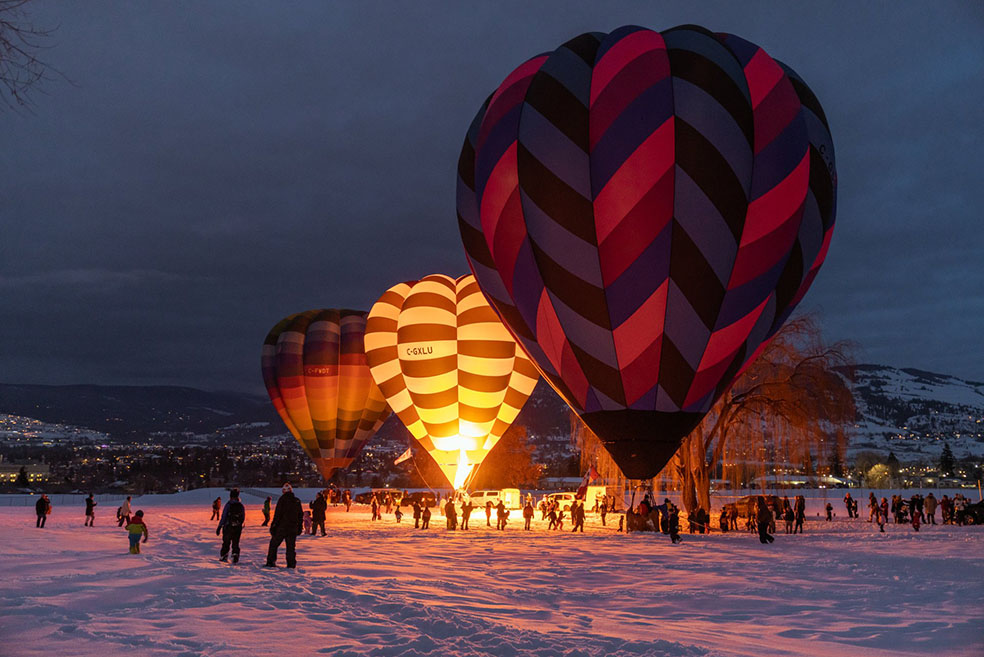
[265,483,303,568]
[216,488,246,563]
[445,498,457,530]
[262,497,272,526]
[523,501,534,530]
[211,497,222,521]
[35,494,50,528]
[310,492,327,536]
[495,500,508,530]
[668,504,682,543]
[485,500,493,526]
[460,500,473,530]
[571,500,585,532]
[412,500,422,528]
[84,493,97,527]
[421,504,431,529]
[794,495,806,534]
[756,496,775,544]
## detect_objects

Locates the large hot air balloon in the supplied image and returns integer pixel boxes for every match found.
[457,25,836,479]
[364,274,539,489]
[262,309,390,481]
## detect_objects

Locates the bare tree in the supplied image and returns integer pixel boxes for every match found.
[0,0,58,109]
[671,314,856,513]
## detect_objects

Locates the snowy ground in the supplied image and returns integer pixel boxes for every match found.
[1,489,982,657]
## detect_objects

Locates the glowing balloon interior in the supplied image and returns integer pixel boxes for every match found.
[262,309,390,481]
[456,25,836,478]
[365,274,539,488]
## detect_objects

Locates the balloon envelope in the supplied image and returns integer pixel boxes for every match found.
[262,309,390,481]
[365,274,539,488]
[456,25,836,478]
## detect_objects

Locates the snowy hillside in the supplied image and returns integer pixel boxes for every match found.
[848,365,984,461]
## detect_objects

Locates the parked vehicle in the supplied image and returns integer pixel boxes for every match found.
[721,494,782,519]
[540,492,578,512]
[956,500,984,525]
[403,491,437,508]
[354,488,404,505]
[468,488,522,509]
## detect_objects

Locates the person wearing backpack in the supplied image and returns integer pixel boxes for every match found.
[216,488,246,563]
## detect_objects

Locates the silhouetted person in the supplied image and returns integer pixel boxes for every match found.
[310,492,327,536]
[217,488,245,563]
[523,502,534,530]
[35,494,50,528]
[211,497,222,521]
[421,505,431,529]
[84,493,97,527]
[262,496,272,526]
[460,501,473,530]
[756,496,775,544]
[445,499,457,530]
[496,500,508,530]
[265,483,302,568]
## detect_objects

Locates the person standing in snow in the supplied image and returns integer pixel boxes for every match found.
[523,501,534,530]
[668,504,682,544]
[445,498,457,531]
[343,489,352,512]
[211,497,222,521]
[84,493,97,527]
[911,503,924,532]
[421,504,431,529]
[756,497,775,544]
[265,483,303,569]
[825,502,833,521]
[118,496,132,527]
[126,510,149,554]
[496,500,508,530]
[460,499,473,530]
[310,491,327,536]
[571,500,585,533]
[412,500,422,528]
[485,500,494,527]
[35,494,50,528]
[868,493,878,523]
[924,493,938,525]
[216,488,245,563]
[843,492,854,519]
[262,496,272,526]
[793,496,806,534]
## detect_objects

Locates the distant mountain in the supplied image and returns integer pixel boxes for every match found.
[848,365,984,461]
[0,383,279,439]
[1,365,982,462]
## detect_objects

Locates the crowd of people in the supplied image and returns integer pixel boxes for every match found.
[20,484,981,565]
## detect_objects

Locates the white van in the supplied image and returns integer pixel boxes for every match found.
[468,488,522,510]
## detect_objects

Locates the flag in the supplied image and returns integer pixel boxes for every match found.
[394,448,412,465]
[576,464,601,499]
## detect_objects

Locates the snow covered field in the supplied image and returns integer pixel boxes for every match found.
[1,489,982,657]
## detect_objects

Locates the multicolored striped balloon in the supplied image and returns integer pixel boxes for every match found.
[262,309,390,481]
[365,274,539,489]
[457,25,836,479]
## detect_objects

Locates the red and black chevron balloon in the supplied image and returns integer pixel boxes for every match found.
[456,25,836,479]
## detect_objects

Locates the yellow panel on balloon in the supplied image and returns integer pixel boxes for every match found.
[365,274,539,489]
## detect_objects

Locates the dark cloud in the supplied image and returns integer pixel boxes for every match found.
[2,2,982,392]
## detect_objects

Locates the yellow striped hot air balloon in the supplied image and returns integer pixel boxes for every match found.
[365,274,539,489]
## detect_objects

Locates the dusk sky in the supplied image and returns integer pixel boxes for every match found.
[2,2,982,393]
